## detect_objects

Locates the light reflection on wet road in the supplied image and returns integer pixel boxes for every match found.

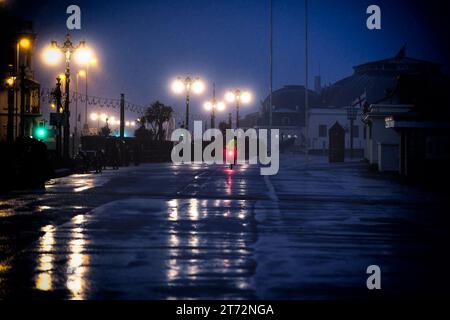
[1,156,449,299]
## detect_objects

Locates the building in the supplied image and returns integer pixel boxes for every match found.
[257,85,321,146]
[363,104,414,171]
[308,107,364,155]
[0,11,42,143]
[254,46,446,158]
[365,71,450,178]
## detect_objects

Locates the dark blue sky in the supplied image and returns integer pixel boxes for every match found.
[9,0,450,121]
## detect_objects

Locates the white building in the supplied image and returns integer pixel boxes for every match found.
[308,107,364,154]
[362,104,413,171]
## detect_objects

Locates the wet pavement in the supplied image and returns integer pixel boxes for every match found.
[1,155,449,299]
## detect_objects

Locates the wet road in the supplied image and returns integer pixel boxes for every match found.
[1,156,449,299]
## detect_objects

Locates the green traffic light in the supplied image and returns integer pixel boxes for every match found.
[35,127,47,139]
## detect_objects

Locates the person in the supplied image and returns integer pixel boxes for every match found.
[94,149,103,173]
[112,141,120,170]
[226,137,237,169]
[100,148,107,170]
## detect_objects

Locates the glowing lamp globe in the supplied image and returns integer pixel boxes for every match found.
[74,47,93,65]
[204,101,212,111]
[225,91,235,103]
[42,47,62,66]
[192,80,205,95]
[19,38,31,49]
[171,79,185,94]
[217,101,226,111]
[241,91,252,104]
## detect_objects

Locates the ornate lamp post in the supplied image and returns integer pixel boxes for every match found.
[81,57,97,133]
[203,83,225,129]
[225,89,252,129]
[171,76,205,131]
[43,34,92,159]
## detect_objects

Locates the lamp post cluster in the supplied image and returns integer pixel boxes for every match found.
[90,112,136,130]
[203,83,225,129]
[42,33,96,160]
[171,77,252,130]
[171,76,205,130]
[225,89,252,129]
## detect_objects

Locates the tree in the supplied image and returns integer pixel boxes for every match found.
[145,101,173,141]
[134,116,153,141]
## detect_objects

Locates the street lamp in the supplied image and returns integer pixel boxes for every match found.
[80,57,97,132]
[90,112,102,130]
[203,83,225,129]
[17,37,31,138]
[42,34,91,160]
[72,69,86,155]
[171,76,205,130]
[5,76,16,144]
[91,112,109,130]
[5,76,15,87]
[225,89,252,128]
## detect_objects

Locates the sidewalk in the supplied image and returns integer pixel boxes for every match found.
[253,154,450,299]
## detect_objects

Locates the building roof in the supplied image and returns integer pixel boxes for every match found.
[261,85,321,112]
[320,73,398,108]
[353,45,441,75]
[320,46,441,108]
[257,46,445,127]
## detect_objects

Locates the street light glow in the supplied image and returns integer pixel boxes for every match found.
[78,70,86,77]
[100,113,107,121]
[192,80,205,94]
[225,91,235,103]
[58,73,66,80]
[241,91,252,104]
[19,38,31,49]
[171,79,185,94]
[42,46,63,66]
[171,75,204,131]
[6,77,15,87]
[217,101,226,111]
[74,47,93,65]
[204,100,226,112]
[90,113,98,121]
[204,101,212,111]
[225,90,252,104]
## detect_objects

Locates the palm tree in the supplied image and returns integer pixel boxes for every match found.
[144,101,173,141]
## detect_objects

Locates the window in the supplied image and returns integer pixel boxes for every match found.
[352,125,359,138]
[318,124,327,137]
